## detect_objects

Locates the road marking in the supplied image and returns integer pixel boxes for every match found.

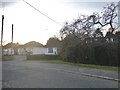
[80,73,120,82]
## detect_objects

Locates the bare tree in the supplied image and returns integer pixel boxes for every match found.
[60,2,118,41]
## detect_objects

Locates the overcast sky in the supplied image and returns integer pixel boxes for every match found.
[0,0,119,45]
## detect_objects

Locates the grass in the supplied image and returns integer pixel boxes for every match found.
[43,60,118,71]
[2,55,14,61]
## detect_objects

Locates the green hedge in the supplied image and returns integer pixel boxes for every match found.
[60,42,118,66]
[27,54,60,60]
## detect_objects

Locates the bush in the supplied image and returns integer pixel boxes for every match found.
[27,54,60,60]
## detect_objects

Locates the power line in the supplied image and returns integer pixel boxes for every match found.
[22,0,62,26]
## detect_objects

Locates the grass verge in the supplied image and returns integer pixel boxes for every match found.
[2,55,13,61]
[43,60,118,71]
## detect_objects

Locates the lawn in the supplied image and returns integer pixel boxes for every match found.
[43,60,118,71]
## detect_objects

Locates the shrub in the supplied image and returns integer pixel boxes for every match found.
[27,54,60,60]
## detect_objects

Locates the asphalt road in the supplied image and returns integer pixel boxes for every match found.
[2,60,118,88]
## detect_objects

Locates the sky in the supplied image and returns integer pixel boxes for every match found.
[0,0,119,45]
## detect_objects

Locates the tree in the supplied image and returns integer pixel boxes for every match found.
[101,3,118,32]
[46,37,61,46]
[59,2,119,66]
[71,3,118,38]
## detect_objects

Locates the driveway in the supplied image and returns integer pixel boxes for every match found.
[2,60,118,88]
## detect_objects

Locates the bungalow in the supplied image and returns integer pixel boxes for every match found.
[45,43,60,55]
[3,43,16,55]
[20,41,46,55]
[45,37,61,55]
[3,41,60,55]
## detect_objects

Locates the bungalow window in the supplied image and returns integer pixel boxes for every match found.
[48,47,53,53]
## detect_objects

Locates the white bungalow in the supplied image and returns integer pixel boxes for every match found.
[21,41,46,55]
[3,43,16,55]
[3,41,60,55]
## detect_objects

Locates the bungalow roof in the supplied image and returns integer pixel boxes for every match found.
[23,41,44,48]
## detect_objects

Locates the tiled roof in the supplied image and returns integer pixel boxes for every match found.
[3,43,16,48]
[45,41,61,47]
[3,41,44,48]
[23,41,44,48]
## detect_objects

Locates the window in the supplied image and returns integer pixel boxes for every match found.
[48,48,53,53]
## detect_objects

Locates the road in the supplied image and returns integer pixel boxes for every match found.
[2,60,118,88]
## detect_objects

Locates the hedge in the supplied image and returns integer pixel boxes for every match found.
[60,42,118,66]
[27,54,60,60]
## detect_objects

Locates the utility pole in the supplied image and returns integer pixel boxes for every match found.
[1,15,4,47]
[1,2,5,58]
[11,24,13,43]
[1,15,4,57]
[11,24,14,55]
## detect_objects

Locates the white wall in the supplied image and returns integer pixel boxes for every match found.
[3,47,58,55]
[17,48,26,55]
[32,47,46,55]
[21,47,47,55]
[3,48,14,55]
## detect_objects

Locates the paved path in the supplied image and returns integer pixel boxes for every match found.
[2,60,118,88]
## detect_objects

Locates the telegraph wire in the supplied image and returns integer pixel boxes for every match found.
[22,0,62,26]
